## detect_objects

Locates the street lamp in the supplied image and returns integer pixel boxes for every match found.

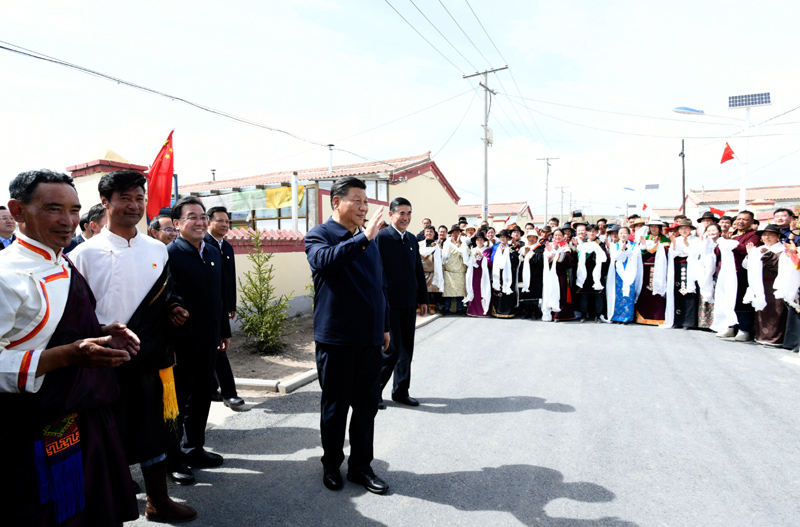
[673,92,771,212]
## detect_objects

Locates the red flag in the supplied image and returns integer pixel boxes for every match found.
[720,142,735,164]
[146,131,174,220]
[504,212,512,225]
[709,206,725,216]
[642,203,648,211]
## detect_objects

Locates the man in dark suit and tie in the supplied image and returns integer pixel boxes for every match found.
[166,197,231,484]
[204,206,244,409]
[0,206,17,250]
[305,176,390,495]
[375,197,428,409]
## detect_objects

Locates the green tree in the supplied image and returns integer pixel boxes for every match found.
[237,230,295,353]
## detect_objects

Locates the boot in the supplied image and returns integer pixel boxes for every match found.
[143,461,199,523]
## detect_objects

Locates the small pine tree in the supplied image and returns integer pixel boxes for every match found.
[237,230,295,353]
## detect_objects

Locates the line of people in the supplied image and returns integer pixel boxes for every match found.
[0,169,246,525]
[415,210,800,351]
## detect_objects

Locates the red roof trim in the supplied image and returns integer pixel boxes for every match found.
[66,159,148,178]
[391,160,460,204]
[225,227,305,255]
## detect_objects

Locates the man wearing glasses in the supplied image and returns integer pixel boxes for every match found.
[204,206,244,409]
[149,214,178,245]
[166,197,231,484]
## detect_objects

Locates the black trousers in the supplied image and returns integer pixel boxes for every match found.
[172,345,215,455]
[212,348,238,399]
[380,306,417,398]
[316,342,382,472]
[578,292,603,318]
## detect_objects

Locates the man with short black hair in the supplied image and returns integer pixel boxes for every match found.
[376,197,428,409]
[0,205,16,250]
[204,206,244,409]
[86,202,107,236]
[71,170,197,521]
[773,208,796,242]
[166,197,231,481]
[305,176,390,494]
[548,217,560,229]
[1,169,140,525]
[149,214,178,244]
[597,218,608,242]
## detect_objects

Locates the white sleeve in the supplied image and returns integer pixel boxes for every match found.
[0,281,45,393]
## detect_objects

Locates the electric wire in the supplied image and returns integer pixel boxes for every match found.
[382,0,465,74]
[408,0,479,72]
[432,86,481,159]
[437,0,494,67]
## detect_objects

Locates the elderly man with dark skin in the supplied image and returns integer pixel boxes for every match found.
[305,176,391,495]
[0,169,140,526]
[165,197,231,484]
[375,197,428,409]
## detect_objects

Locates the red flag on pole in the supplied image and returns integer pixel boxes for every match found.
[709,206,725,216]
[720,142,735,164]
[642,203,648,211]
[146,131,175,220]
[504,212,512,225]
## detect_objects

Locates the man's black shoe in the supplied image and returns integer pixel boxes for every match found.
[347,471,389,495]
[168,462,195,485]
[378,398,386,410]
[210,391,223,402]
[391,395,419,407]
[185,449,224,468]
[223,396,245,408]
[323,468,344,491]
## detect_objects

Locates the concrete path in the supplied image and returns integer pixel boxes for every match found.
[129,317,800,526]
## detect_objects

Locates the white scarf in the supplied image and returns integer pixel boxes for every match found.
[774,252,800,311]
[464,246,491,314]
[603,242,641,323]
[442,238,470,265]
[664,236,699,329]
[710,238,740,333]
[576,240,607,291]
[743,242,784,311]
[541,247,561,321]
[520,242,540,292]
[491,244,513,295]
[642,238,668,296]
[697,237,718,300]
[418,241,444,293]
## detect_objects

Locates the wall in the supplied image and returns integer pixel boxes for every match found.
[390,171,458,232]
[233,250,312,313]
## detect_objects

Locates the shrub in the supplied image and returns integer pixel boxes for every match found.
[237,230,295,353]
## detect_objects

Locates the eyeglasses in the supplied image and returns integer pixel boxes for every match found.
[179,215,209,223]
[159,227,178,234]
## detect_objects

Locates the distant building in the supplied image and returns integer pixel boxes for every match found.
[458,201,534,229]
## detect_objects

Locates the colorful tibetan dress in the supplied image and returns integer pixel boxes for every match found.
[466,247,492,317]
[754,248,788,345]
[635,235,669,325]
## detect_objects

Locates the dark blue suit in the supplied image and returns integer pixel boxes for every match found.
[167,236,231,454]
[305,217,389,472]
[204,232,238,400]
[375,226,428,399]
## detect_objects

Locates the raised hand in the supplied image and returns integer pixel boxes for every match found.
[364,207,385,240]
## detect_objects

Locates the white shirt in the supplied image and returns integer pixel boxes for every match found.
[0,234,72,393]
[70,227,169,325]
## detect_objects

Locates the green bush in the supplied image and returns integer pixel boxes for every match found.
[237,230,295,353]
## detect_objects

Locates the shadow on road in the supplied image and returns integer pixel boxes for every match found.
[381,462,638,526]
[390,395,576,414]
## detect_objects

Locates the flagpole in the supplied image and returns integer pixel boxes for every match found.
[738,108,750,212]
[679,139,686,214]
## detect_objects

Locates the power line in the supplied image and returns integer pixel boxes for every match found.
[408,0,478,72]
[464,0,507,63]
[382,0,465,74]
[438,0,493,67]
[432,86,481,158]
[0,40,399,170]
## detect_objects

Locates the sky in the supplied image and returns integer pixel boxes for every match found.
[1,0,799,219]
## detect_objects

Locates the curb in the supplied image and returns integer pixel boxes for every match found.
[234,313,443,395]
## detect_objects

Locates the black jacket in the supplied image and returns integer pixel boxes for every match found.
[375,227,428,309]
[167,236,231,349]
[204,232,237,313]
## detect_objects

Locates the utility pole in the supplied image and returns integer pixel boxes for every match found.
[555,186,569,223]
[537,157,558,225]
[679,139,686,212]
[464,65,508,224]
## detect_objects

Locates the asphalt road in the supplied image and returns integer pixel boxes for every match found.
[128,317,800,526]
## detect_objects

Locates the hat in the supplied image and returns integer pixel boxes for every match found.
[540,225,552,233]
[526,230,539,239]
[474,231,488,242]
[448,224,463,234]
[608,224,621,233]
[644,214,664,227]
[569,216,588,227]
[511,225,523,234]
[631,217,646,226]
[464,224,477,232]
[560,222,573,231]
[676,218,694,228]
[497,229,511,238]
[697,211,719,223]
[756,223,782,237]
[458,217,467,224]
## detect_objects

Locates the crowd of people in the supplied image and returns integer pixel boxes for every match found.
[413,209,800,351]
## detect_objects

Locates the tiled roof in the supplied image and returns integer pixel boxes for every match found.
[181,152,432,194]
[689,185,800,204]
[651,208,683,217]
[458,202,529,216]
[225,227,304,247]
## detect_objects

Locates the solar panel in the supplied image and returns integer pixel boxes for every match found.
[644,184,659,190]
[728,92,771,108]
